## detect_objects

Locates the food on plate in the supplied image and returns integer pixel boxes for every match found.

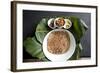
[64,19,72,29]
[48,18,55,29]
[48,17,72,29]
[55,18,65,27]
[47,31,70,54]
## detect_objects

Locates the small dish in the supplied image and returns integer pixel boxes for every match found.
[48,18,72,29]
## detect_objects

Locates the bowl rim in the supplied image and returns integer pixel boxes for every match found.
[42,29,76,62]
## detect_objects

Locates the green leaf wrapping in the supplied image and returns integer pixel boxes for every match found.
[69,43,82,60]
[24,17,88,61]
[69,17,88,43]
[35,18,51,43]
[23,37,48,61]
[35,32,48,44]
[68,17,88,60]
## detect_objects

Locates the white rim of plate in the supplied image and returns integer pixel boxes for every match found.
[43,29,76,62]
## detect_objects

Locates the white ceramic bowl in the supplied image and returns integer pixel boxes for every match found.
[54,18,72,29]
[43,29,76,62]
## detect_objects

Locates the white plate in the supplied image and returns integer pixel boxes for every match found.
[43,29,76,62]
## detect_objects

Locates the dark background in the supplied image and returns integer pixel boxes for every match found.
[23,10,91,60]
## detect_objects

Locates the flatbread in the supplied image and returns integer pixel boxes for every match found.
[47,31,70,54]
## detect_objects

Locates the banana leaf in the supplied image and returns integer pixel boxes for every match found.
[24,17,88,61]
[69,16,88,43]
[35,18,52,44]
[68,17,88,60]
[23,37,48,61]
[69,43,82,60]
